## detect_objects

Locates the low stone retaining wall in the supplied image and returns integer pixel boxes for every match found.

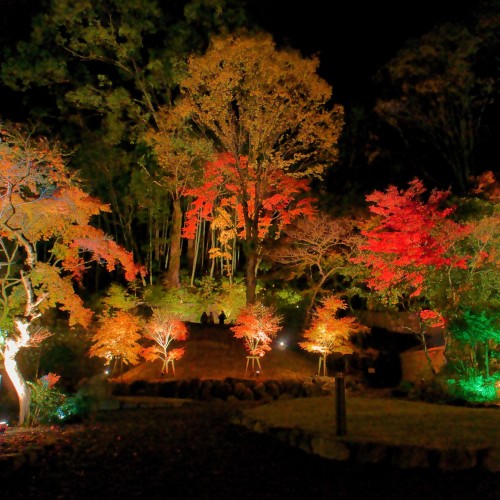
[111,377,334,403]
[236,414,500,473]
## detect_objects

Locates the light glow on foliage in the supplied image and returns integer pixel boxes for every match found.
[300,295,368,371]
[141,308,188,374]
[447,374,500,403]
[356,178,471,297]
[0,125,144,425]
[231,303,282,358]
[90,310,144,366]
[183,153,316,241]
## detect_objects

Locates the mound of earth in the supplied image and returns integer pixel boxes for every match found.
[117,323,319,383]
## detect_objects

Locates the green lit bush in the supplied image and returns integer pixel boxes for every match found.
[27,373,82,425]
[447,373,500,403]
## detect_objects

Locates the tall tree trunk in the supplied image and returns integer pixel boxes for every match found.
[187,235,195,272]
[4,320,32,426]
[245,251,258,304]
[163,198,182,288]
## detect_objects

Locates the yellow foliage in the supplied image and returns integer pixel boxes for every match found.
[89,310,143,366]
[177,32,343,180]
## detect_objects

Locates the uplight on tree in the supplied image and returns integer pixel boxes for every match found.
[141,308,188,376]
[0,124,144,425]
[177,32,344,304]
[231,303,282,373]
[300,295,367,376]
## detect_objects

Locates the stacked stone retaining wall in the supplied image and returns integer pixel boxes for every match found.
[111,376,335,402]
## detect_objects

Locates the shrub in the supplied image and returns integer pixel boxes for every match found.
[28,373,70,425]
[447,373,500,404]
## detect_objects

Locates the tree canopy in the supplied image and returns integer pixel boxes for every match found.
[174,32,344,302]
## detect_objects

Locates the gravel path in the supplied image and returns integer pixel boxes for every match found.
[1,401,498,499]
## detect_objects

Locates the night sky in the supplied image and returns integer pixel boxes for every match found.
[249,0,480,106]
[0,0,481,108]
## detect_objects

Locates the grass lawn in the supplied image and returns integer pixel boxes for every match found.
[244,394,500,450]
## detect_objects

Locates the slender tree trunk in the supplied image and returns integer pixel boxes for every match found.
[419,332,438,376]
[245,250,258,305]
[485,342,490,378]
[210,229,216,278]
[190,210,202,286]
[187,236,195,273]
[4,321,32,426]
[163,199,182,288]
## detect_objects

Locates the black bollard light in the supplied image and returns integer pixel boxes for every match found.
[335,371,346,436]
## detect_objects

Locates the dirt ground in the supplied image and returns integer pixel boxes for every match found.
[1,401,498,500]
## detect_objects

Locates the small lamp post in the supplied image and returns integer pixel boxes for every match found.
[333,354,347,436]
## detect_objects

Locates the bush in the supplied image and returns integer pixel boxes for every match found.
[28,373,78,425]
[447,373,500,404]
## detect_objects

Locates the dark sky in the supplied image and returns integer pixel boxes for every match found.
[249,0,480,105]
[0,0,482,108]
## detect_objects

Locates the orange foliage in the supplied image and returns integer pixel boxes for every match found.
[89,310,144,366]
[231,303,282,357]
[0,125,144,425]
[300,295,367,359]
[0,125,144,324]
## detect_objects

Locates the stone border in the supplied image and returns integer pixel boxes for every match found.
[111,376,334,402]
[235,413,500,473]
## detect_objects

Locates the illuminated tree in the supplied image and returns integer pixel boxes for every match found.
[141,308,188,376]
[1,0,249,275]
[353,178,470,364]
[231,303,282,370]
[184,153,317,299]
[356,178,470,298]
[269,214,361,315]
[177,33,344,303]
[355,175,499,381]
[0,125,143,425]
[145,108,213,288]
[300,295,367,376]
[89,285,144,375]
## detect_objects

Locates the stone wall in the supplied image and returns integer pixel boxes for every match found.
[111,376,335,402]
[400,347,446,383]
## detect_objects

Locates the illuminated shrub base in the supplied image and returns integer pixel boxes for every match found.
[447,374,500,403]
[28,373,85,425]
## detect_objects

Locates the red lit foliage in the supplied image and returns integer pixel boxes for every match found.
[184,153,315,240]
[231,303,282,358]
[355,179,471,299]
[141,308,188,374]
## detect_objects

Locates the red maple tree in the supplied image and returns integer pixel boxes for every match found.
[355,178,471,300]
[231,303,282,363]
[183,153,315,303]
